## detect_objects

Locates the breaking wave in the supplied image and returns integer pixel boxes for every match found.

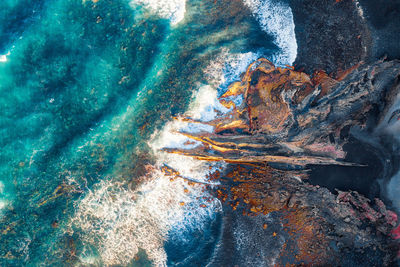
[204,49,260,95]
[69,168,221,266]
[69,0,299,264]
[243,0,297,65]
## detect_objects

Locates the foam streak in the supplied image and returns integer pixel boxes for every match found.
[243,0,297,65]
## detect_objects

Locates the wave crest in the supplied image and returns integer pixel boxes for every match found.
[243,0,297,65]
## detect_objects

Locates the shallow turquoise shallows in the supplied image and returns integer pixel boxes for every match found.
[0,0,279,265]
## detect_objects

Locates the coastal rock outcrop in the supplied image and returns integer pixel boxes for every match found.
[166,56,400,265]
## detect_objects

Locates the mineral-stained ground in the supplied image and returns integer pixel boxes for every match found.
[164,1,400,264]
[1,0,400,266]
[166,57,400,265]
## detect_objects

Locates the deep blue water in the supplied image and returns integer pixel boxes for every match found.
[0,0,286,265]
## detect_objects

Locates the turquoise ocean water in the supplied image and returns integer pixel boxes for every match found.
[0,0,296,265]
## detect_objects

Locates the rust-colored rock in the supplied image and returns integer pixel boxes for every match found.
[162,58,400,265]
[166,59,400,170]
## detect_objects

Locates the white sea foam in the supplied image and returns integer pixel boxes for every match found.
[0,51,10,62]
[204,49,260,92]
[0,181,9,216]
[130,0,186,25]
[150,84,229,183]
[243,0,297,66]
[0,200,7,214]
[66,1,300,263]
[184,85,231,122]
[70,171,221,266]
[152,50,262,182]
[151,118,202,150]
[70,77,230,266]
[70,44,281,267]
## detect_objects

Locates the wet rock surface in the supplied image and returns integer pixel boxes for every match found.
[290,0,370,74]
[207,164,397,266]
[290,0,400,74]
[167,32,400,264]
[169,58,400,167]
[358,0,400,61]
[1,0,399,266]
[169,56,400,265]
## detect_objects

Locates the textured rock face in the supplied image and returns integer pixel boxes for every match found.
[186,0,400,264]
[357,0,400,61]
[207,164,397,266]
[167,58,400,167]
[290,0,371,74]
[165,56,400,265]
[290,0,400,74]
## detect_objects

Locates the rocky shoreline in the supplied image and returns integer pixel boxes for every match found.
[288,0,400,209]
[167,0,400,264]
[171,57,400,265]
